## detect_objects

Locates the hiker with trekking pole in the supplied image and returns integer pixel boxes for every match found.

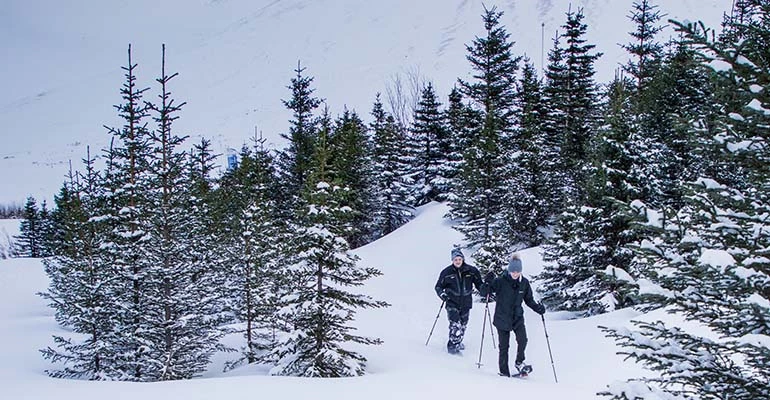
[480,253,546,378]
[430,248,484,354]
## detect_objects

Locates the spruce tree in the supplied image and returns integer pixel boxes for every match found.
[97,44,155,380]
[140,45,227,380]
[503,59,553,247]
[452,6,520,274]
[370,94,413,237]
[267,112,388,377]
[602,10,770,399]
[441,87,474,204]
[538,77,644,316]
[16,196,42,258]
[410,82,448,204]
[277,61,321,212]
[330,109,376,248]
[40,148,119,379]
[622,0,665,91]
[558,7,603,200]
[221,136,288,370]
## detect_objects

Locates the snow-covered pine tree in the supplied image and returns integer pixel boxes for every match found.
[140,45,227,380]
[222,135,288,370]
[329,109,376,248]
[441,87,474,205]
[16,196,43,258]
[97,44,155,380]
[602,10,770,398]
[369,94,413,237]
[503,59,553,247]
[410,82,449,204]
[40,149,118,379]
[548,7,603,202]
[267,115,389,377]
[538,76,646,316]
[276,61,321,214]
[621,0,665,92]
[451,6,519,275]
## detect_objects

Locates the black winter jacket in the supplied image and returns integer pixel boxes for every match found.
[434,263,483,310]
[483,273,544,331]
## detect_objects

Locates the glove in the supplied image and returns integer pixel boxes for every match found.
[439,291,448,301]
[536,303,546,315]
[484,271,495,283]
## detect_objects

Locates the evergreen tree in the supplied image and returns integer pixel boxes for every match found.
[330,109,376,248]
[441,87,474,204]
[221,136,288,370]
[266,113,388,377]
[538,77,644,316]
[622,0,665,91]
[40,149,119,379]
[97,44,155,380]
[277,61,321,211]
[410,82,448,204]
[547,8,603,201]
[369,94,413,237]
[602,10,770,399]
[140,45,227,380]
[503,59,553,247]
[452,6,520,273]
[16,196,42,258]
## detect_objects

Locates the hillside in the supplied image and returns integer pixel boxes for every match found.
[0,202,654,399]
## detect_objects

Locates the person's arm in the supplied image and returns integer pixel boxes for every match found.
[481,271,498,297]
[435,269,448,300]
[523,280,545,314]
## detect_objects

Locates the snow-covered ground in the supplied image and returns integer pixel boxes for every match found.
[0,203,655,399]
[0,0,729,205]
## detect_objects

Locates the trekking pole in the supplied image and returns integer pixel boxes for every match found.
[486,302,496,349]
[476,293,492,368]
[425,300,446,346]
[542,314,558,383]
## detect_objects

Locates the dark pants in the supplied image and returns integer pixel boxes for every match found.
[446,306,470,351]
[497,322,528,375]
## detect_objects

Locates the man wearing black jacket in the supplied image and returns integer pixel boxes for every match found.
[483,254,545,377]
[434,248,483,354]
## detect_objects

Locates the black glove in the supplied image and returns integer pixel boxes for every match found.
[484,271,495,283]
[439,291,448,301]
[535,303,546,315]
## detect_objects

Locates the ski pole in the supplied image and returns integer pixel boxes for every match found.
[476,293,492,368]
[425,300,445,346]
[542,314,558,383]
[486,301,496,349]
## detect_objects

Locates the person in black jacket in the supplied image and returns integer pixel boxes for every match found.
[483,253,545,376]
[434,248,483,354]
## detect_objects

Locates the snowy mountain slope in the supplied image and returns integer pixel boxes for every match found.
[0,202,653,399]
[0,0,729,204]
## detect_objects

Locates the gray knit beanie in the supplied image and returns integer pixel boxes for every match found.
[507,255,522,273]
[451,248,464,260]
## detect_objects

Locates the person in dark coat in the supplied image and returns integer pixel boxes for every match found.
[482,253,545,376]
[434,248,483,354]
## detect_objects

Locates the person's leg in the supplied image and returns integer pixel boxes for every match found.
[456,308,470,349]
[497,328,511,376]
[513,321,528,366]
[446,306,462,352]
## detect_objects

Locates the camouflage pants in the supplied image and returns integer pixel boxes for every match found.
[446,306,470,352]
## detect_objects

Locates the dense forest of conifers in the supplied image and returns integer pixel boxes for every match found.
[11,1,769,398]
